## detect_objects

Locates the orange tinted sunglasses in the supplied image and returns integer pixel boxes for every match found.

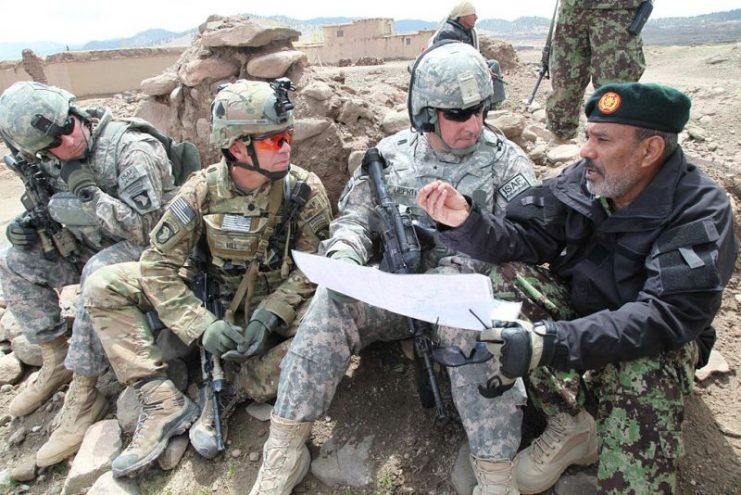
[251,129,294,151]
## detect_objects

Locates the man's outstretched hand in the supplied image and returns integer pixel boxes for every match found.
[416,180,470,228]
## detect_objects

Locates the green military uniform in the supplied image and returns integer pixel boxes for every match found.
[546,0,646,139]
[85,159,332,402]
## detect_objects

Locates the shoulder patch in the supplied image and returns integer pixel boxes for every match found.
[498,173,532,202]
[154,221,178,245]
[169,197,197,226]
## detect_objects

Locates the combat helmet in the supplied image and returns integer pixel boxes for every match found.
[0,81,75,154]
[407,41,494,135]
[210,78,295,149]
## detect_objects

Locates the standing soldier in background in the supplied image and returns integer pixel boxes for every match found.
[546,0,648,141]
[431,0,479,48]
[84,79,332,477]
[0,81,185,467]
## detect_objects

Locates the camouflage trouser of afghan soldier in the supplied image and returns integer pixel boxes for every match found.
[83,261,298,404]
[275,255,527,461]
[0,240,145,376]
[489,261,697,494]
[546,5,646,140]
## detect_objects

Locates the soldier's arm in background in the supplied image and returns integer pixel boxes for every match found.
[256,170,333,329]
[138,170,215,345]
[91,136,175,245]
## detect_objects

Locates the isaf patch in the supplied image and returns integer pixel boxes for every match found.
[498,174,532,202]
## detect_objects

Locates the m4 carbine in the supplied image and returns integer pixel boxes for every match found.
[361,148,447,420]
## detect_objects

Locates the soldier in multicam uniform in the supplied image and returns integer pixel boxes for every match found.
[546,0,647,141]
[0,82,178,467]
[250,42,537,495]
[417,82,738,494]
[83,79,332,477]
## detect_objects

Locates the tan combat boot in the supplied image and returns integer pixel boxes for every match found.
[514,410,598,494]
[249,414,312,495]
[36,374,109,466]
[471,456,519,495]
[112,378,199,478]
[9,334,73,417]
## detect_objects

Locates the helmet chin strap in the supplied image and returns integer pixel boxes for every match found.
[432,121,479,156]
[230,142,289,181]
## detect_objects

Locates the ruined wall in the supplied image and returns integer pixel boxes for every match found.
[0,48,183,96]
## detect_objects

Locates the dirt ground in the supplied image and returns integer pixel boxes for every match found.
[0,43,739,495]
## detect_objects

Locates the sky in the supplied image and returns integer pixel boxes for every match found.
[2,0,739,44]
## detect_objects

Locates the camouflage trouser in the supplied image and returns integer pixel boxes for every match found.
[546,5,646,139]
[83,261,298,403]
[275,255,527,460]
[0,241,144,376]
[489,261,697,494]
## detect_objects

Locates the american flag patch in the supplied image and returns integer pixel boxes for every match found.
[222,215,252,233]
[169,197,196,226]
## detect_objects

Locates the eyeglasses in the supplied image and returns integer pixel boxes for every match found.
[31,114,76,150]
[249,128,294,152]
[440,103,485,122]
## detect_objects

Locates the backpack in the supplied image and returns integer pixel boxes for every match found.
[121,118,202,186]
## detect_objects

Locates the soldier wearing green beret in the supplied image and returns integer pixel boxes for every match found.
[82,79,333,477]
[417,82,738,494]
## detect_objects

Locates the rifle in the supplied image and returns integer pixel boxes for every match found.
[3,152,78,262]
[361,148,447,420]
[527,0,560,106]
[191,261,226,454]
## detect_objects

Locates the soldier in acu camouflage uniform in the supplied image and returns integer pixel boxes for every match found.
[0,82,178,467]
[418,82,738,494]
[546,0,646,140]
[250,42,537,495]
[83,79,332,478]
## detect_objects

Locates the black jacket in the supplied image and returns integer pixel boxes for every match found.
[433,19,476,47]
[440,149,738,371]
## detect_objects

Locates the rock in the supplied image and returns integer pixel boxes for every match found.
[231,449,242,458]
[347,150,364,175]
[532,109,547,123]
[695,350,731,381]
[246,402,273,422]
[687,127,708,141]
[487,112,525,139]
[178,58,238,87]
[11,334,42,367]
[140,72,179,96]
[10,457,36,482]
[249,451,260,462]
[381,110,409,135]
[477,35,519,71]
[196,118,210,140]
[0,414,11,426]
[698,115,713,126]
[87,471,140,495]
[0,469,11,493]
[547,144,580,164]
[520,128,538,143]
[706,55,729,65]
[62,420,122,495]
[0,310,22,342]
[0,352,23,385]
[294,118,331,142]
[525,124,555,142]
[0,383,12,393]
[157,434,189,471]
[302,81,334,101]
[247,50,307,79]
[9,426,27,446]
[311,435,375,487]
[115,386,140,434]
[156,329,193,362]
[60,285,79,320]
[450,442,476,495]
[554,471,598,494]
[166,358,189,392]
[135,99,179,138]
[337,99,372,125]
[201,20,299,48]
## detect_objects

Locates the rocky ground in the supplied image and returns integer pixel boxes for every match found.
[0,42,739,495]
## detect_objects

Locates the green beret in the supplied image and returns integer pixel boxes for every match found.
[585,82,691,133]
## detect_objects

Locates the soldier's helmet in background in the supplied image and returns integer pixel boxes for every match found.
[408,41,494,133]
[0,81,75,154]
[210,79,295,149]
